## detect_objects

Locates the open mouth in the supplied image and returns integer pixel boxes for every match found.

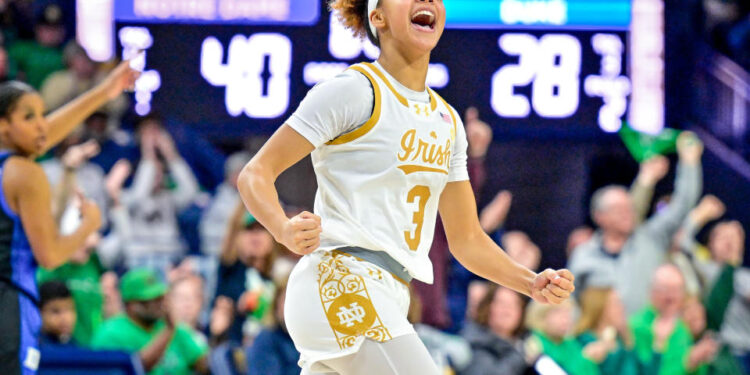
[411,9,436,31]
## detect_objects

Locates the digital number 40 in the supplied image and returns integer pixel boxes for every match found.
[201,33,292,119]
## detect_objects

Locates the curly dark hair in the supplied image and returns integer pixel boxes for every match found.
[329,0,380,47]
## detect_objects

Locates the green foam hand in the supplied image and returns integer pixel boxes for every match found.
[619,122,682,162]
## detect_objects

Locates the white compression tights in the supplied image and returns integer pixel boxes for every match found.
[302,333,441,375]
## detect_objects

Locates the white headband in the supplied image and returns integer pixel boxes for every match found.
[367,0,378,40]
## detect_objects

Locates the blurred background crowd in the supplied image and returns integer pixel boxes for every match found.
[1,0,749,374]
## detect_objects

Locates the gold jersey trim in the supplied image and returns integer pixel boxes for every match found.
[362,62,438,112]
[326,64,383,146]
[362,62,409,108]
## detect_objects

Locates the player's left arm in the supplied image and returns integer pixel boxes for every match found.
[43,60,139,153]
[438,180,574,304]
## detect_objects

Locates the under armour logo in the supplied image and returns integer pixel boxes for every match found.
[337,302,367,327]
[414,104,430,117]
[368,268,383,280]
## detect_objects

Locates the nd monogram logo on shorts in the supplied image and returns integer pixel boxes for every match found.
[326,294,376,336]
[317,251,392,349]
[337,302,366,327]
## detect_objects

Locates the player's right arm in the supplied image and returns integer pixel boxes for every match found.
[4,156,101,269]
[237,125,321,255]
[238,69,370,256]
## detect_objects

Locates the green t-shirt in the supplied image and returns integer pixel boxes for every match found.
[630,306,705,375]
[91,314,208,375]
[8,40,64,88]
[37,255,104,346]
[578,331,640,375]
[533,331,601,375]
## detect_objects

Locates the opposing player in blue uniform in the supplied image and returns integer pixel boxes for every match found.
[0,61,138,375]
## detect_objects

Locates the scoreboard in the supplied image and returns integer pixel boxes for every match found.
[77,0,655,141]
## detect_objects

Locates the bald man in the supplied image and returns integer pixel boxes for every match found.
[630,264,718,374]
[651,264,687,318]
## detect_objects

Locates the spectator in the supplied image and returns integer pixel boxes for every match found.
[465,280,489,322]
[7,4,65,88]
[668,195,727,297]
[212,204,279,345]
[501,231,541,272]
[168,273,205,332]
[207,294,248,374]
[36,229,105,347]
[83,111,138,173]
[575,289,639,375]
[406,285,471,373]
[566,225,593,258]
[568,132,703,315]
[99,271,123,319]
[41,136,108,226]
[162,121,226,193]
[199,151,252,257]
[39,280,77,346]
[246,281,301,375]
[97,158,134,268]
[684,261,746,374]
[629,155,670,224]
[680,196,727,264]
[40,41,128,116]
[683,297,709,341]
[630,264,717,374]
[695,221,749,373]
[479,190,513,234]
[525,299,600,375]
[461,284,529,375]
[114,117,200,269]
[91,268,209,374]
[166,256,220,332]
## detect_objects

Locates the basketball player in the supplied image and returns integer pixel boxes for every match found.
[0,61,138,375]
[237,0,575,374]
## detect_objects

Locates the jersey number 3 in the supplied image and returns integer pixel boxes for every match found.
[405,185,431,251]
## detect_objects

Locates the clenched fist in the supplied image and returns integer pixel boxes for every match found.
[529,269,575,304]
[278,211,322,255]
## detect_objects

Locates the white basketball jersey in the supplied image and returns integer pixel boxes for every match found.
[309,62,468,284]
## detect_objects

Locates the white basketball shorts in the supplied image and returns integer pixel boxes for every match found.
[285,250,415,373]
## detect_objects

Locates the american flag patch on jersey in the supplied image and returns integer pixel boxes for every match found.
[440,112,451,123]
